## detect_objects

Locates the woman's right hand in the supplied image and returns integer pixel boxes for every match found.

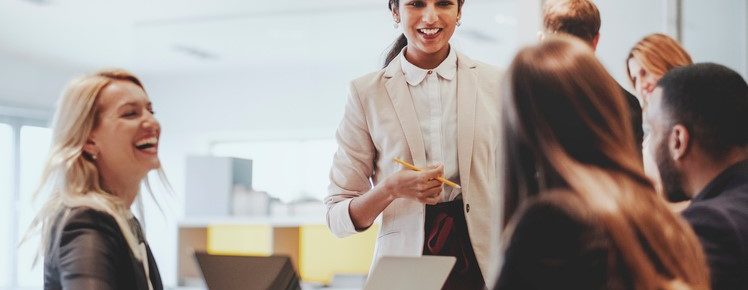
[385,163,445,205]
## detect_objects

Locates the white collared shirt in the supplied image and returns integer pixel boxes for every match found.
[399,47,461,202]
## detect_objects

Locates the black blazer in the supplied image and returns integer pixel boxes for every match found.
[620,85,644,153]
[494,192,617,290]
[44,207,163,290]
[682,160,748,290]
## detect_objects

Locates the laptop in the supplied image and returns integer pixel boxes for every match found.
[363,256,456,290]
[194,251,301,290]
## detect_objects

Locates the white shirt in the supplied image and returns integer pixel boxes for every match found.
[399,47,461,201]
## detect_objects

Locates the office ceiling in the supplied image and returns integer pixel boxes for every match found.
[0,0,517,73]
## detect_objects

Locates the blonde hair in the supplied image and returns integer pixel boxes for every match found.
[24,69,168,264]
[503,35,709,289]
[626,33,693,87]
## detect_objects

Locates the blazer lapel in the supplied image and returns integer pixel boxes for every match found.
[456,52,478,193]
[384,58,427,167]
[129,252,150,290]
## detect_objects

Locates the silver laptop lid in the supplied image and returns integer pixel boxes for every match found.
[364,256,456,290]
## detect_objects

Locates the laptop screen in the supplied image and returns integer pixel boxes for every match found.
[194,251,301,290]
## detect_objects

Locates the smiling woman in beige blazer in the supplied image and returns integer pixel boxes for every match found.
[324,0,502,289]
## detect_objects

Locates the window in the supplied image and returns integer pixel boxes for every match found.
[16,125,52,288]
[0,123,12,287]
[211,139,337,202]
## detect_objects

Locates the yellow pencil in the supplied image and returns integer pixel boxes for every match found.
[393,158,461,189]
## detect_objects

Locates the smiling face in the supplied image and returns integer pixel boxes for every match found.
[86,80,161,184]
[394,0,460,67]
[628,57,662,105]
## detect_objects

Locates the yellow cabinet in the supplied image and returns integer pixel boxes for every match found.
[299,225,378,284]
[177,217,378,286]
[207,225,273,256]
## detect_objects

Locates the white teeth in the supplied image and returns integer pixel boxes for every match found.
[419,28,440,35]
[135,137,158,147]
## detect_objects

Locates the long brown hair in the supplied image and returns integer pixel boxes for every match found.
[502,35,709,289]
[383,0,465,67]
[626,33,692,87]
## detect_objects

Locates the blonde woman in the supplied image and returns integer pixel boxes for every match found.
[26,70,164,290]
[626,33,693,211]
[626,33,693,106]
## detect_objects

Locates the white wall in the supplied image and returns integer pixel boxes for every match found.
[0,50,85,111]
[141,62,363,200]
[595,0,666,91]
[682,0,747,78]
[139,63,361,285]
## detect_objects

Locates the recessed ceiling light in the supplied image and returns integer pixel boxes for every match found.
[172,44,219,60]
[24,0,51,5]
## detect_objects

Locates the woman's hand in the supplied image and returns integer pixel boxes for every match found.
[385,163,445,205]
[347,163,445,230]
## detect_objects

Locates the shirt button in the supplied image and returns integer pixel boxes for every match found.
[466,203,470,213]
[427,70,433,75]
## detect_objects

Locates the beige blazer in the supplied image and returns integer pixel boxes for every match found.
[325,51,503,286]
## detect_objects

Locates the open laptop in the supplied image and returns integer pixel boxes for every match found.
[194,251,301,290]
[363,256,456,290]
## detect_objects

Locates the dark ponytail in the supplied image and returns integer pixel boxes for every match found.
[384,0,405,67]
[382,0,465,68]
[384,34,408,68]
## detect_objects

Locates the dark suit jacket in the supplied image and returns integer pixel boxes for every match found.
[494,192,620,290]
[44,207,163,290]
[620,85,643,153]
[682,160,748,290]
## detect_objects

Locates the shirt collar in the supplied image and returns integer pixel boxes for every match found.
[399,46,457,86]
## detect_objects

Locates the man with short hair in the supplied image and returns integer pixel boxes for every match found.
[645,62,748,290]
[541,0,644,152]
[543,0,601,47]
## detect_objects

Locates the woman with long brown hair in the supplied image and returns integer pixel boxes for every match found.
[494,36,709,290]
[325,0,503,288]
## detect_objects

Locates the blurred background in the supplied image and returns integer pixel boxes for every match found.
[0,0,745,289]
